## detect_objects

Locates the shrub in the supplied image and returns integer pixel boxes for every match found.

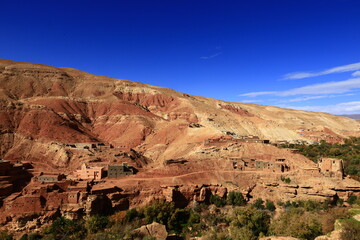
[347,195,358,205]
[304,200,321,211]
[126,208,141,222]
[281,176,291,184]
[85,215,109,234]
[229,206,271,240]
[193,202,208,213]
[337,198,344,206]
[110,211,127,223]
[252,198,265,210]
[340,219,360,240]
[27,234,42,240]
[210,195,226,207]
[270,208,322,240]
[319,207,348,234]
[265,200,276,212]
[227,192,246,206]
[188,212,201,224]
[142,200,175,227]
[45,216,85,239]
[0,231,13,240]
[168,208,191,233]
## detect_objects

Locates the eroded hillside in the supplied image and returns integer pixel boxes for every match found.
[1,59,360,233]
[0,59,359,169]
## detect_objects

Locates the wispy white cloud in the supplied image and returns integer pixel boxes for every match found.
[352,71,360,77]
[278,95,328,103]
[286,101,360,114]
[239,78,360,97]
[200,52,222,60]
[284,62,360,80]
[278,93,355,103]
[240,91,277,97]
[241,99,264,103]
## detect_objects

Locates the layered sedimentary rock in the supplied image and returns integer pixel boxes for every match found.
[0,59,359,232]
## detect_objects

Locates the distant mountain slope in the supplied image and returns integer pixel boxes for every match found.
[340,114,360,119]
[0,58,359,169]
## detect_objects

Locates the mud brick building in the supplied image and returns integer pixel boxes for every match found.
[318,158,344,179]
[37,174,63,183]
[75,163,104,180]
[108,162,134,178]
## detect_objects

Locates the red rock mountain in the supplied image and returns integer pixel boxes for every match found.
[0,59,359,171]
[1,59,360,232]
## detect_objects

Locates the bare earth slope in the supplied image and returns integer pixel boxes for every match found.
[1,59,360,232]
[0,59,359,168]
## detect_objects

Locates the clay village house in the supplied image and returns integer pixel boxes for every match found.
[5,195,45,214]
[75,163,104,180]
[229,157,290,173]
[37,173,64,183]
[318,158,344,179]
[108,162,135,178]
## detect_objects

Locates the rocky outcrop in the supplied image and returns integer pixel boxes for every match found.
[132,222,168,240]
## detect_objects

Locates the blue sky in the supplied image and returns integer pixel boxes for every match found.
[1,0,360,114]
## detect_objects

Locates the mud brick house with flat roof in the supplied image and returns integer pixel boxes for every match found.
[75,163,104,180]
[108,162,134,178]
[67,181,89,192]
[68,191,82,204]
[255,160,290,173]
[37,174,63,183]
[318,158,344,179]
[5,195,45,214]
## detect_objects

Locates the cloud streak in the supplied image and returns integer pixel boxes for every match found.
[200,52,222,59]
[284,62,360,80]
[286,101,360,114]
[352,71,360,77]
[239,78,360,97]
[277,94,355,103]
[241,99,264,103]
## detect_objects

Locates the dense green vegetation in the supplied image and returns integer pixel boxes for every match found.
[2,191,359,240]
[280,137,360,179]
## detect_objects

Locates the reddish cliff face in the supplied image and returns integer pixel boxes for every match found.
[0,59,360,233]
[0,58,359,170]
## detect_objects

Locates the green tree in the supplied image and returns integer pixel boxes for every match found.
[227,192,246,206]
[229,207,271,240]
[142,200,175,227]
[210,195,226,207]
[44,216,85,240]
[265,200,276,212]
[347,195,358,205]
[125,208,141,222]
[85,215,109,234]
[168,208,191,234]
[252,198,265,210]
[270,208,322,240]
